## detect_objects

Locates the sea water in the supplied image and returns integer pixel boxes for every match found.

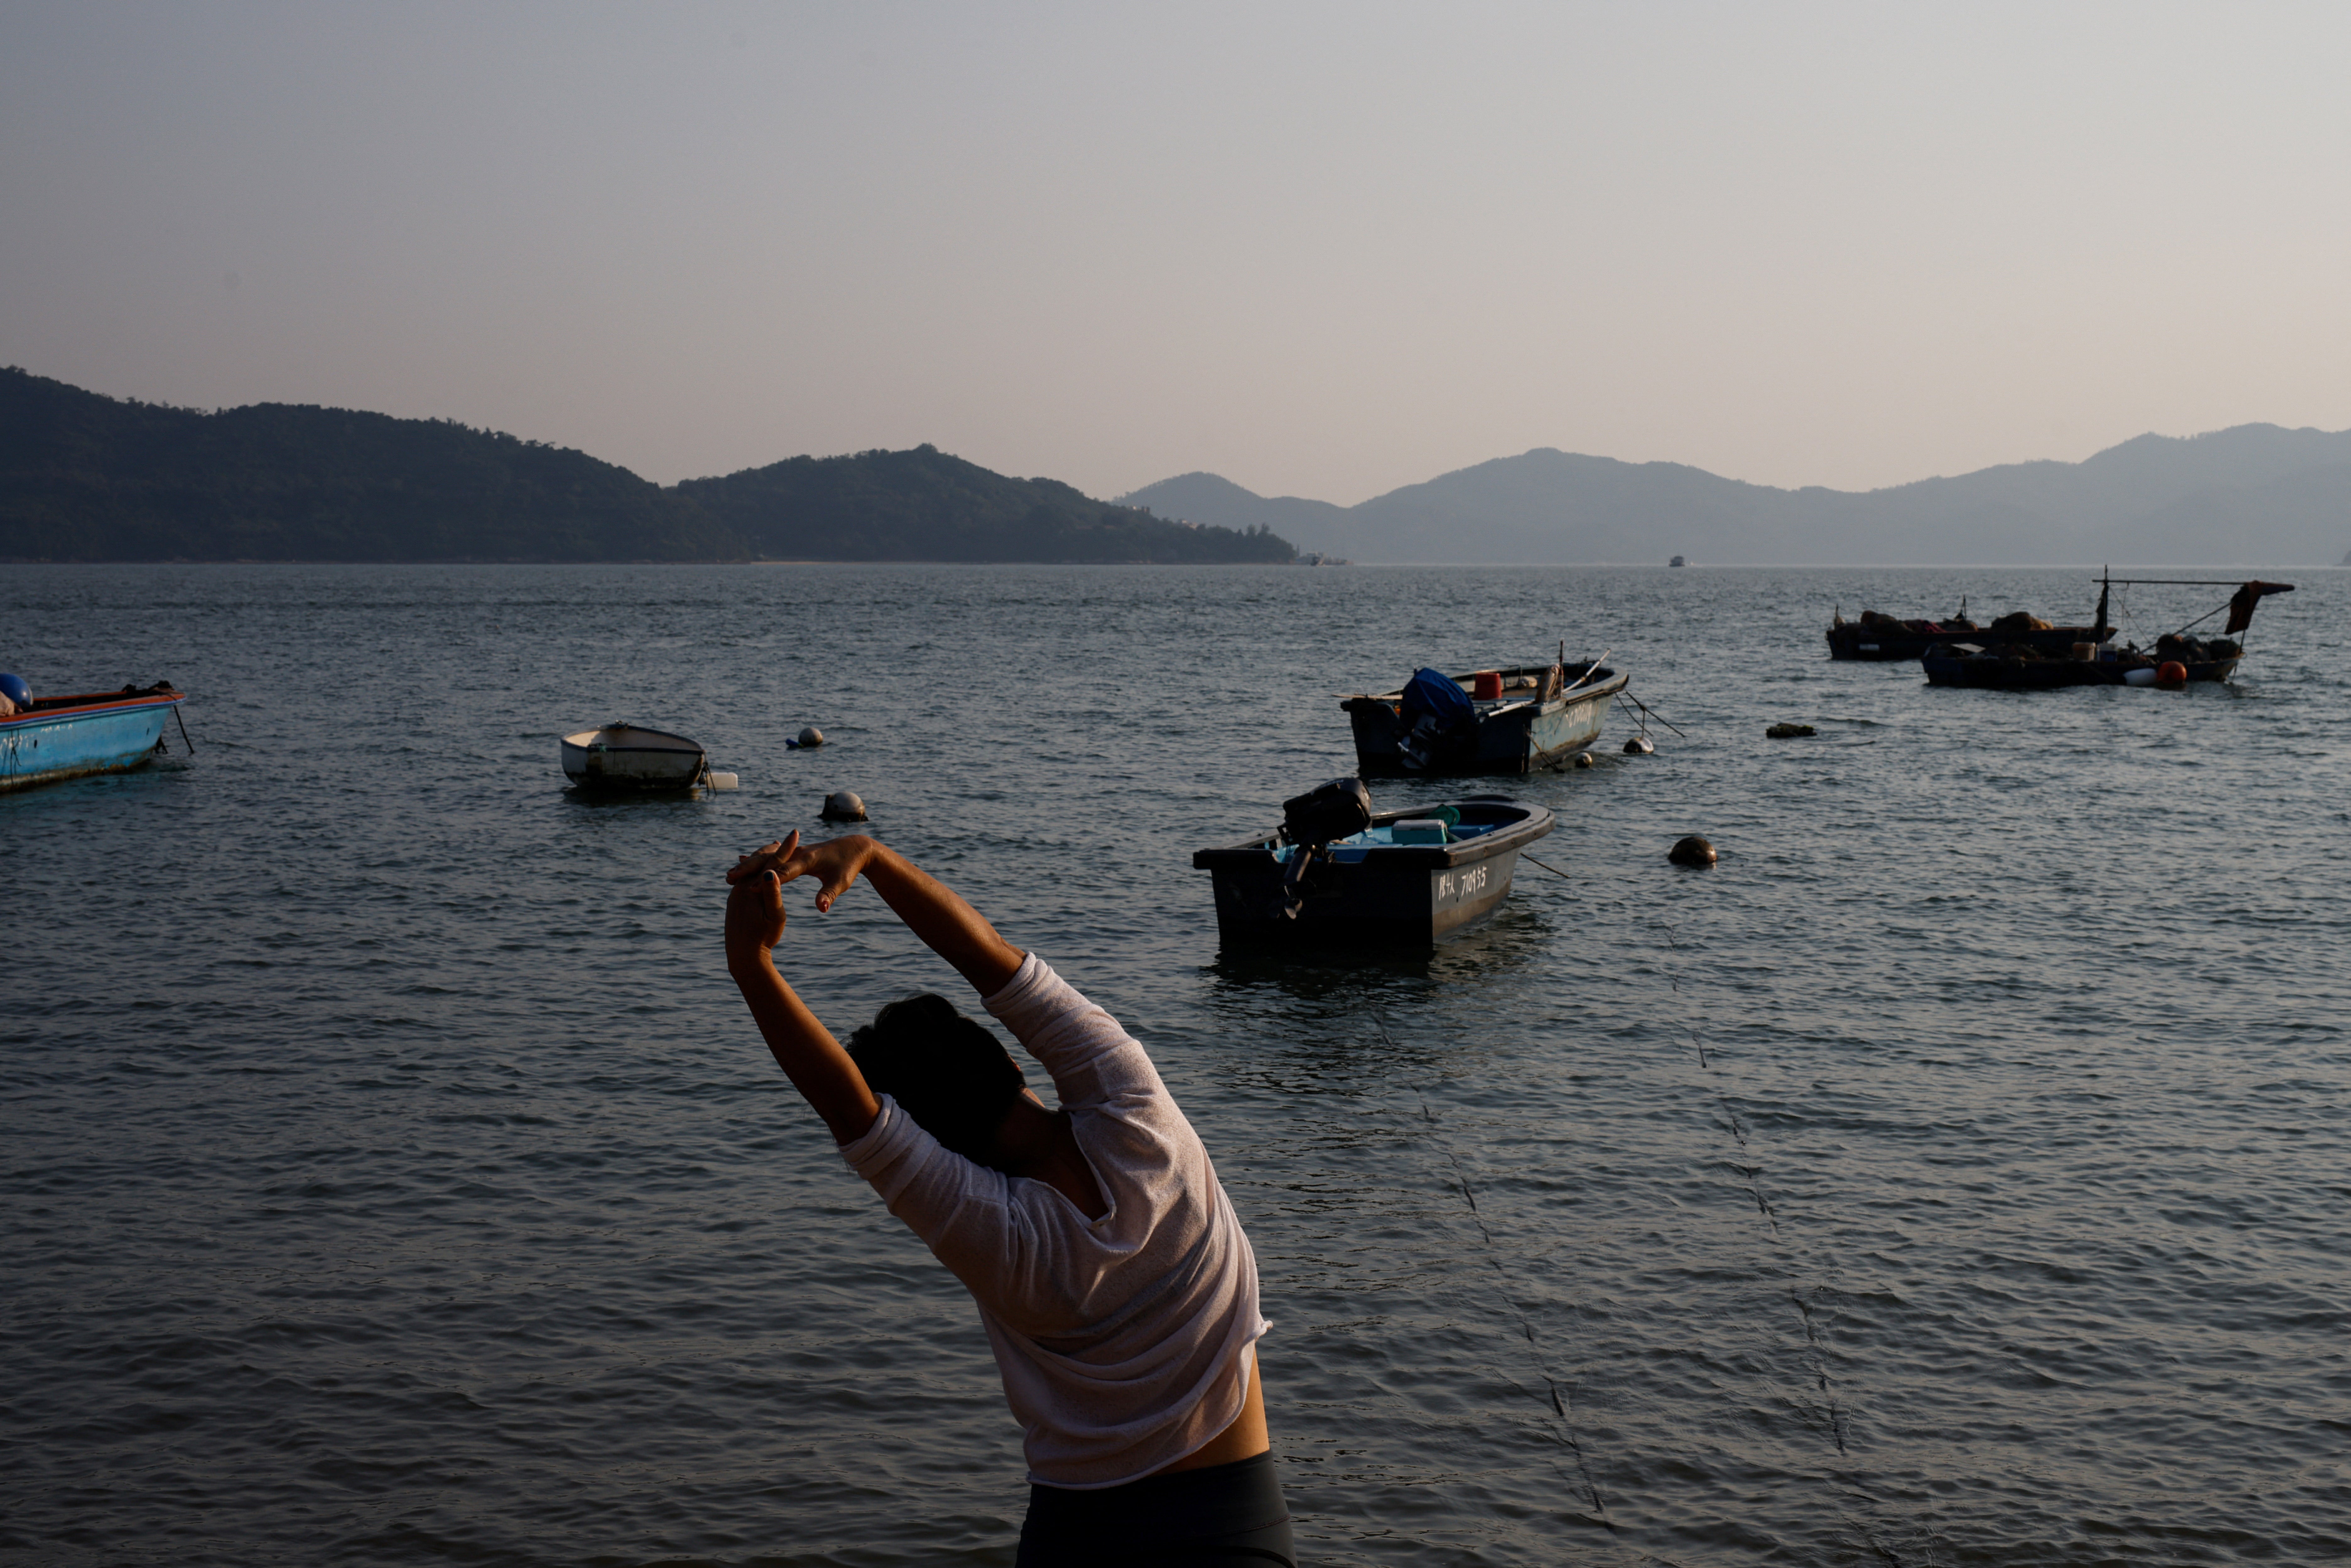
[4,562,2346,1565]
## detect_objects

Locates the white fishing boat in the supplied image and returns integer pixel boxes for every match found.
[1340,654,1627,776]
[560,723,708,790]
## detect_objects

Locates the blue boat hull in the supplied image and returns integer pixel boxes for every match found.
[1,693,183,792]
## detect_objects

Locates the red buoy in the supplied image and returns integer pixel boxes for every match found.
[2156,660,2188,688]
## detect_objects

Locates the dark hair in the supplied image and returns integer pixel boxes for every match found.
[847,993,1027,1162]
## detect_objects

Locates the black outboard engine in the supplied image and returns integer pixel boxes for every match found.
[1278,777,1372,918]
[1282,777,1372,846]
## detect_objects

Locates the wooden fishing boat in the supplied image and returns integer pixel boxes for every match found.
[560,723,709,790]
[1341,656,1626,776]
[0,683,188,793]
[1920,576,2292,690]
[1193,792,1554,947]
[1827,600,2107,661]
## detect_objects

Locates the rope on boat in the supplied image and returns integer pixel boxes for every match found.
[1519,851,1577,882]
[172,703,195,754]
[1614,687,1687,738]
[1520,845,1729,884]
[2164,600,2230,640]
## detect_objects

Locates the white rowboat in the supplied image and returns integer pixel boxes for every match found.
[561,723,708,790]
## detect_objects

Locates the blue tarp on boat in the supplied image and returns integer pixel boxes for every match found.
[1401,667,1475,727]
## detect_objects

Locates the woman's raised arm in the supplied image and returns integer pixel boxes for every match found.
[728,833,1026,998]
[724,850,881,1144]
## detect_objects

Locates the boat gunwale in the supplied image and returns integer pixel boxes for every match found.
[1191,798,1553,871]
[560,727,705,756]
[1344,664,1622,708]
[2,691,187,729]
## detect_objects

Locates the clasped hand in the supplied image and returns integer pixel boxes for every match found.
[723,831,877,961]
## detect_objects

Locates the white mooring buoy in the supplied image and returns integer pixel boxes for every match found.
[820,790,867,822]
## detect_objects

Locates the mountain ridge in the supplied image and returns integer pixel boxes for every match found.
[1118,425,2351,564]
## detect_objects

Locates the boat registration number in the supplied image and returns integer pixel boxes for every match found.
[1437,866,1488,902]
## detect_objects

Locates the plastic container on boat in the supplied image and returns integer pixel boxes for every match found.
[1392,819,1448,845]
[1471,671,1504,700]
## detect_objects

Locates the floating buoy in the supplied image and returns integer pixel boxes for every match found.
[2155,661,2188,689]
[1571,750,1595,769]
[1669,835,1717,868]
[2123,667,2159,687]
[1766,722,1816,738]
[1623,735,1655,755]
[708,771,739,791]
[787,726,826,749]
[820,790,867,822]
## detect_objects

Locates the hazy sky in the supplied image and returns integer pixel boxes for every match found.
[6,2,2348,503]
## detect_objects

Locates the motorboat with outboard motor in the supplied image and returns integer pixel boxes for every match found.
[1341,649,1626,775]
[1192,777,1555,946]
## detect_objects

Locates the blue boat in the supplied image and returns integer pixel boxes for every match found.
[1,683,188,792]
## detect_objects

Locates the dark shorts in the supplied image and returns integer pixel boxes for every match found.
[1016,1450,1297,1567]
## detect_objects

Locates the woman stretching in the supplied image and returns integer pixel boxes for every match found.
[724,831,1295,1566]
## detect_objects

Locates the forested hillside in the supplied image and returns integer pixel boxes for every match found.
[675,445,1294,564]
[0,368,729,561]
[0,369,1295,565]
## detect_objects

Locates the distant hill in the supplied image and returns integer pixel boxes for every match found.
[0,369,1294,565]
[0,366,730,562]
[1119,426,2351,564]
[1111,472,1353,548]
[675,448,1293,564]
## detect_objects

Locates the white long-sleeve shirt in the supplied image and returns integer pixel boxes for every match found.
[838,953,1269,1488]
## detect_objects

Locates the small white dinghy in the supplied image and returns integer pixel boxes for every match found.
[561,723,709,791]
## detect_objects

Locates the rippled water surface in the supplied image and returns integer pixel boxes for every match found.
[6,563,2348,1566]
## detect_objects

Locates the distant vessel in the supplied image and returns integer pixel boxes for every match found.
[1,682,188,792]
[561,723,709,790]
[1669,555,1687,567]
